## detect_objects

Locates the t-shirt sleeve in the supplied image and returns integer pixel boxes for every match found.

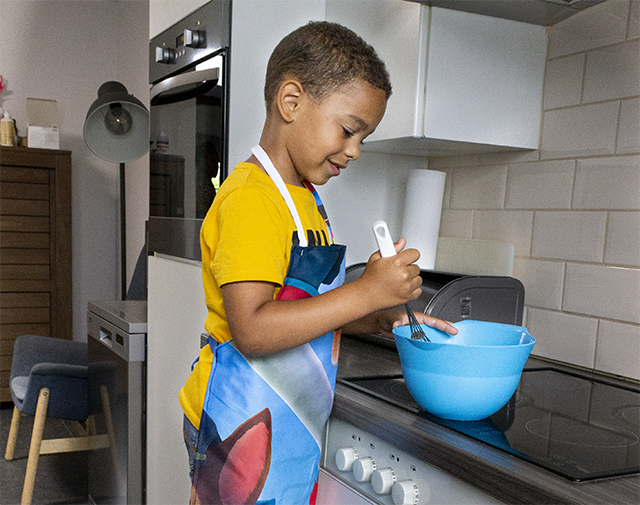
[211,186,290,287]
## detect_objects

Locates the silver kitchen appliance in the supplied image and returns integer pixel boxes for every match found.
[88,300,147,504]
[149,0,230,222]
[319,417,503,505]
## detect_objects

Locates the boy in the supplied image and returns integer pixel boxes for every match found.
[181,21,456,504]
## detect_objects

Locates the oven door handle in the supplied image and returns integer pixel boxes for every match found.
[150,68,219,106]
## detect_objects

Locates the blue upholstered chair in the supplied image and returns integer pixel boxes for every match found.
[4,334,107,505]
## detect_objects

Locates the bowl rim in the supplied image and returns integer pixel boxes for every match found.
[393,321,536,349]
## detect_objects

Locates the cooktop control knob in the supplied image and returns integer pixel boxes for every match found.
[335,447,358,472]
[371,467,397,495]
[392,480,421,505]
[155,46,176,64]
[184,29,205,48]
[353,456,377,482]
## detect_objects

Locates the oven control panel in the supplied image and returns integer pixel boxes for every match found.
[321,417,503,505]
[149,0,230,84]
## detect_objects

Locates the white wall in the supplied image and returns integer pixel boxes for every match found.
[149,0,208,38]
[432,0,640,380]
[0,0,149,342]
[316,152,429,265]
[227,0,327,168]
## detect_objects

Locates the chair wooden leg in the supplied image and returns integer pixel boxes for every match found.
[21,388,50,505]
[5,405,21,460]
[86,415,97,435]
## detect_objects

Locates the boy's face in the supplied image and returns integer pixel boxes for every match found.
[285,80,387,186]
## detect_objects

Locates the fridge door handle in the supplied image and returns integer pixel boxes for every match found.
[150,67,219,105]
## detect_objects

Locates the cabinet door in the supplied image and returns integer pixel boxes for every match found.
[327,0,547,154]
[424,7,546,149]
[0,147,72,401]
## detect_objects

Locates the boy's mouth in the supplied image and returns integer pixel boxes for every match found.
[329,161,345,176]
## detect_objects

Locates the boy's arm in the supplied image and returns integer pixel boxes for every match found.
[223,241,424,356]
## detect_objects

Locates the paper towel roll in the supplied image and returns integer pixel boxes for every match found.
[401,169,446,270]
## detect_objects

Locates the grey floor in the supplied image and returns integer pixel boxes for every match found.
[0,404,87,505]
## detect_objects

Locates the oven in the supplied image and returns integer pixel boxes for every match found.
[319,417,504,505]
[319,267,639,503]
[149,0,230,223]
[320,364,640,504]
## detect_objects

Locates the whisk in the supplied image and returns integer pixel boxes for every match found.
[372,221,430,342]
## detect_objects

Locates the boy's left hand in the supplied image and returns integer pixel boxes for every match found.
[375,309,458,339]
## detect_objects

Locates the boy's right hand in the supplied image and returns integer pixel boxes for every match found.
[357,237,423,311]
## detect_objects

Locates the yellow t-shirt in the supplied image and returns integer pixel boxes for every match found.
[179,162,331,428]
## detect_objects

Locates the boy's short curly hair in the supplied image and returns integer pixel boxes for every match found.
[264,21,392,108]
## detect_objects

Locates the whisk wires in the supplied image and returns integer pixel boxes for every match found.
[405,304,430,342]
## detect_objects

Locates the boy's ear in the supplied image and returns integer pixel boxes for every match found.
[276,80,304,123]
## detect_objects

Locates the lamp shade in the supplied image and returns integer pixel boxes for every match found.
[84,81,150,163]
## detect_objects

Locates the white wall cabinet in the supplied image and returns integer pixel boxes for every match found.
[327,0,547,157]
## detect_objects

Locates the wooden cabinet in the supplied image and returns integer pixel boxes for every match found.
[0,147,72,402]
[327,0,547,156]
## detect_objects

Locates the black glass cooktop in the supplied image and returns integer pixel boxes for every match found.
[339,368,640,481]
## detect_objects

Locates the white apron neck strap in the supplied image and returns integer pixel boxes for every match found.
[251,145,308,247]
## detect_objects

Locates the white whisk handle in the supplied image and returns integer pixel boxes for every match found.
[373,221,397,258]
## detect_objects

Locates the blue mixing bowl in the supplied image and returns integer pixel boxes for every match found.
[393,320,535,421]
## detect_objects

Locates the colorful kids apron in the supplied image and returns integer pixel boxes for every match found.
[190,145,346,505]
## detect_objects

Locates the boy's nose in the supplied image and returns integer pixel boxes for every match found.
[345,138,361,161]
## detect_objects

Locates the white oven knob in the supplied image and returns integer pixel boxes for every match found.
[155,46,176,64]
[335,447,358,472]
[392,480,421,505]
[184,29,205,48]
[371,467,397,495]
[353,456,377,482]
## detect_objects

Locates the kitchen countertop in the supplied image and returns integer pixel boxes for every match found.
[331,334,640,505]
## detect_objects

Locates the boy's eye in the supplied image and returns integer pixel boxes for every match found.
[342,127,354,138]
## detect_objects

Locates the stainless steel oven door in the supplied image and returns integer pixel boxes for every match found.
[149,54,227,219]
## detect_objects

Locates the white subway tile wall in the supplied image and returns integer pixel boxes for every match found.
[583,40,640,102]
[573,156,640,209]
[542,54,584,109]
[506,160,575,209]
[596,320,640,379]
[604,212,640,267]
[617,98,640,154]
[433,0,640,380]
[473,210,534,256]
[532,211,607,262]
[439,209,473,238]
[527,308,599,369]
[563,263,640,324]
[630,0,640,38]
[546,0,629,57]
[540,102,619,159]
[512,259,565,310]
[450,165,508,209]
